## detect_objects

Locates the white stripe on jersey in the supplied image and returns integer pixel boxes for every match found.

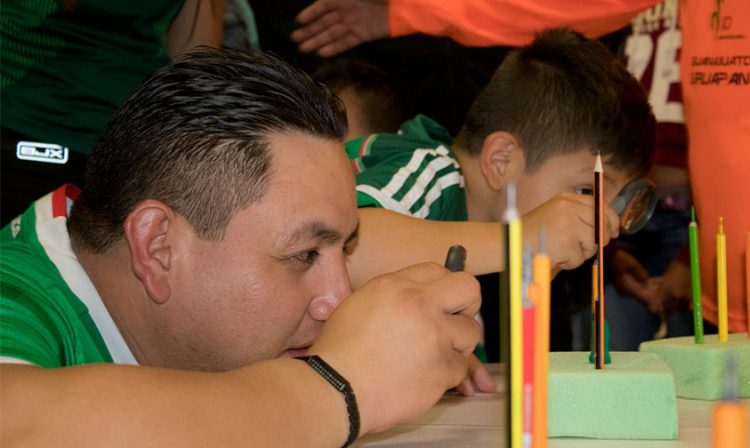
[0,356,34,365]
[413,171,464,218]
[380,145,452,199]
[399,155,460,212]
[33,194,138,365]
[357,185,411,215]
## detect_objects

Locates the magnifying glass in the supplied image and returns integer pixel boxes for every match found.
[611,178,657,235]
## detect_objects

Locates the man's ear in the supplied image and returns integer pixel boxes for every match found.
[479,131,523,191]
[123,201,175,304]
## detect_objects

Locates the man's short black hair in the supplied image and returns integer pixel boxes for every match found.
[69,48,347,252]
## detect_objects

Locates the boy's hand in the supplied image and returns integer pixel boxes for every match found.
[522,192,620,271]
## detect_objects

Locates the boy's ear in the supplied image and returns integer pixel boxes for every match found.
[123,200,176,305]
[479,131,522,191]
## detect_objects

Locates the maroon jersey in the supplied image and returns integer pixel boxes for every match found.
[622,0,687,168]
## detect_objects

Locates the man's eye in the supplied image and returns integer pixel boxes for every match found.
[294,250,319,265]
[575,186,594,196]
[343,239,358,256]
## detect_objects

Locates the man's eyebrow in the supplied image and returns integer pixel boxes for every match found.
[280,220,349,247]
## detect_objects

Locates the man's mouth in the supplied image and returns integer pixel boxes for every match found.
[283,345,311,358]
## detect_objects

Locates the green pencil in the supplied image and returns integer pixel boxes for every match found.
[689,207,704,344]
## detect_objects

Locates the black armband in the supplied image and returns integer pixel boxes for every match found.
[298,355,360,447]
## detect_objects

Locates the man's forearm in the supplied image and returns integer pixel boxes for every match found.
[1,360,350,447]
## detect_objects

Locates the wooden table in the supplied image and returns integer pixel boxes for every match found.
[354,364,749,447]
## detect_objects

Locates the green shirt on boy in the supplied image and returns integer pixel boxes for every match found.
[346,114,468,221]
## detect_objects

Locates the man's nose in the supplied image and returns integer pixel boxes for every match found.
[308,256,351,321]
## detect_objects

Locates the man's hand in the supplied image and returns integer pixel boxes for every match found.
[310,262,482,434]
[522,192,620,271]
[292,0,389,57]
[455,354,497,396]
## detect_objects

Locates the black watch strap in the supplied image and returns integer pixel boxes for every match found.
[298,355,360,447]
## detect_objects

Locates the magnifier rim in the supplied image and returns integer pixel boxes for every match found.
[616,178,658,235]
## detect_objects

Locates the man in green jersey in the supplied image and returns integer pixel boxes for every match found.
[344,29,655,292]
[0,48,490,446]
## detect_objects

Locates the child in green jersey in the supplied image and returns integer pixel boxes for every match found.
[345,29,655,291]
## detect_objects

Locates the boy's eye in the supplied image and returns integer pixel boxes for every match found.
[575,186,594,196]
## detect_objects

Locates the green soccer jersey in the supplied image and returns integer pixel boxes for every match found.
[346,115,468,221]
[346,116,489,362]
[0,185,136,367]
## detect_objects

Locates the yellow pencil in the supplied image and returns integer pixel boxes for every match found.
[505,184,523,448]
[717,217,728,342]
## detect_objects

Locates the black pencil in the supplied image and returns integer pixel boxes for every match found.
[594,153,605,370]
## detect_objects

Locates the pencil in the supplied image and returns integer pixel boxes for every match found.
[717,217,728,342]
[712,354,748,448]
[522,247,534,448]
[444,244,467,272]
[505,183,523,448]
[594,153,605,369]
[532,229,550,448]
[500,220,511,448]
[688,207,704,344]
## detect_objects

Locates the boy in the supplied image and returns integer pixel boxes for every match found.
[345,28,655,291]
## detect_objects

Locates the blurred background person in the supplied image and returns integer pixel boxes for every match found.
[1,0,224,225]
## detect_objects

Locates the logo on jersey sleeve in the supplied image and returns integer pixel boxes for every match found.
[16,141,69,164]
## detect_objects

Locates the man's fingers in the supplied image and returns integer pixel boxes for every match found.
[424,270,482,317]
[455,377,476,397]
[393,261,451,284]
[468,355,497,393]
[443,313,481,355]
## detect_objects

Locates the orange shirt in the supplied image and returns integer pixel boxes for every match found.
[389,0,660,46]
[680,0,750,332]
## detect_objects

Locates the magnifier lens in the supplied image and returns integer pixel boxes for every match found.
[612,179,657,235]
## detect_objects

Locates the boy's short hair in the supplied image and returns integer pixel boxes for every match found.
[455,28,655,177]
[311,58,409,134]
[68,48,347,253]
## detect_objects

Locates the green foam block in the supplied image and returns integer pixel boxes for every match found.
[548,352,678,440]
[639,333,750,400]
